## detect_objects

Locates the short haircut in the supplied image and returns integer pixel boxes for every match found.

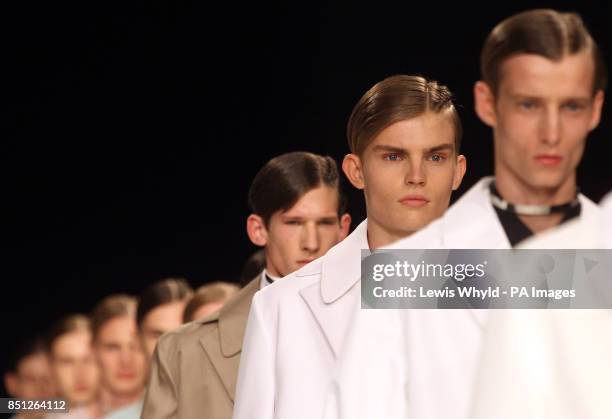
[91,294,136,341]
[45,314,92,355]
[347,75,462,156]
[6,337,47,373]
[248,151,347,226]
[136,278,193,327]
[182,281,240,322]
[480,9,607,95]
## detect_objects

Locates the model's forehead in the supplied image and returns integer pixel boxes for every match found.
[369,112,456,150]
[282,185,339,217]
[498,52,595,98]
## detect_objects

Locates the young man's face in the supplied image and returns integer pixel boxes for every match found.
[50,331,99,406]
[94,315,147,398]
[140,300,186,359]
[477,52,604,193]
[5,352,55,399]
[345,112,465,245]
[250,185,350,278]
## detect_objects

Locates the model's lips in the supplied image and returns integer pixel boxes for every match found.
[117,372,136,380]
[398,195,429,207]
[534,154,563,166]
[297,258,315,265]
[74,383,90,392]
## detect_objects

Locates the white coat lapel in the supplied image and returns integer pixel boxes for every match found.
[299,220,369,358]
[299,281,359,358]
[439,177,511,249]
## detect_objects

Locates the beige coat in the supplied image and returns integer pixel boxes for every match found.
[141,276,260,419]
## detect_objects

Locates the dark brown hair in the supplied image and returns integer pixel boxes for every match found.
[347,75,462,156]
[91,294,136,340]
[248,151,347,226]
[45,314,92,355]
[182,281,240,322]
[136,278,193,327]
[6,337,47,373]
[480,9,607,95]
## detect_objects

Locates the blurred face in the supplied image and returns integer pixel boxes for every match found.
[140,301,186,358]
[344,112,466,248]
[50,331,99,406]
[94,315,146,398]
[478,52,603,195]
[248,185,350,278]
[5,352,55,399]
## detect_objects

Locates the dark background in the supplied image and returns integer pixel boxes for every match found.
[2,0,611,395]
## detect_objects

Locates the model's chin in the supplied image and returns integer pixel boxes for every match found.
[524,169,572,191]
[395,214,439,237]
[70,392,96,406]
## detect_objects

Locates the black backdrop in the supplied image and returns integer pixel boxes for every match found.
[3,0,611,395]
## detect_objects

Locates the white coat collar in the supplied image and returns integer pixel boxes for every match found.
[320,219,369,304]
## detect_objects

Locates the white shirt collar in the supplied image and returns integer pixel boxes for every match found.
[259,268,281,290]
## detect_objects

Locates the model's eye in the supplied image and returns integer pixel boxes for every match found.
[563,101,585,112]
[384,153,402,161]
[519,100,536,109]
[429,154,445,162]
[285,220,301,225]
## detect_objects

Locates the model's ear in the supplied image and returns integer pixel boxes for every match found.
[589,89,605,130]
[342,153,365,190]
[4,372,19,397]
[338,213,351,240]
[474,81,497,128]
[452,154,467,191]
[246,214,268,247]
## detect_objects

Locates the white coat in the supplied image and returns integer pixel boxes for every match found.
[232,219,369,419]
[470,190,612,419]
[324,177,601,419]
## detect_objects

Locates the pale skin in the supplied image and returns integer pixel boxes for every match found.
[247,185,351,278]
[343,111,466,249]
[474,51,604,233]
[4,353,55,419]
[95,315,147,413]
[140,300,188,359]
[50,330,100,410]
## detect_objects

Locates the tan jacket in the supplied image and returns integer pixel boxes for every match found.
[141,276,260,419]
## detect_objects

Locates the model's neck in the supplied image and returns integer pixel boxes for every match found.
[494,170,577,206]
[83,402,102,419]
[366,218,413,250]
[78,401,102,419]
[99,388,142,415]
[494,170,577,234]
[264,262,282,279]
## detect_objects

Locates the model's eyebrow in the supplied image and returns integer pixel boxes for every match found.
[425,143,454,154]
[280,214,339,222]
[510,93,592,103]
[509,94,542,101]
[372,143,454,154]
[317,216,340,223]
[101,342,121,350]
[371,145,407,154]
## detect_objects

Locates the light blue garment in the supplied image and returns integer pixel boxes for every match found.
[103,399,143,419]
